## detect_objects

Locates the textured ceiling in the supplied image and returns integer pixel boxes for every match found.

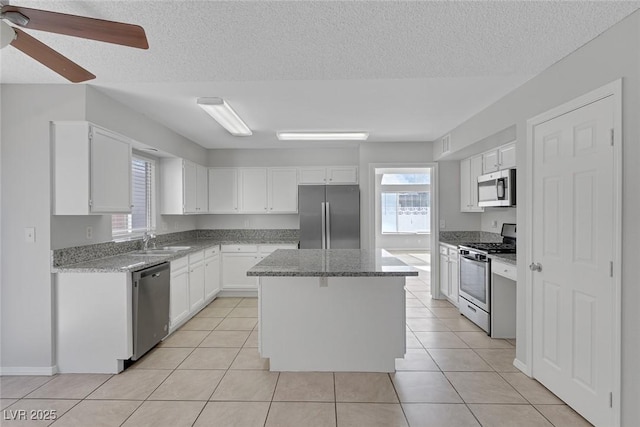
[2,1,639,149]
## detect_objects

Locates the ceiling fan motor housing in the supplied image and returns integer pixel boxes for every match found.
[0,20,16,49]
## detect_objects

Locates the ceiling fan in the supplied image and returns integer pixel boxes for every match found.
[0,3,148,83]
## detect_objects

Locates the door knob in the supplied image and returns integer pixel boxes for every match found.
[529,263,542,272]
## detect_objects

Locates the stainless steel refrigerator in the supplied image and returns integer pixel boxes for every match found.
[298,185,360,249]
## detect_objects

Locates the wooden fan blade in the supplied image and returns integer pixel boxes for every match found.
[10,28,95,83]
[2,5,149,49]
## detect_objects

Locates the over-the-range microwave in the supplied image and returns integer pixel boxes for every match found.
[477,169,516,207]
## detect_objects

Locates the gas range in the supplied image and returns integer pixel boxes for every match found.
[458,242,516,255]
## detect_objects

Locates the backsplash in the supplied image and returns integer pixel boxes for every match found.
[52,229,299,267]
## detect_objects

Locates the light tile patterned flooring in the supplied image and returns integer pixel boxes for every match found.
[1,259,592,426]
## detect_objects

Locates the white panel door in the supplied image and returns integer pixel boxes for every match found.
[196,165,208,213]
[439,252,449,298]
[222,253,259,290]
[170,267,190,328]
[531,95,614,426]
[189,260,205,311]
[204,254,220,301]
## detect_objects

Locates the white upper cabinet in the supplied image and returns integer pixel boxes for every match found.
[209,168,238,213]
[327,166,358,184]
[498,143,516,169]
[268,168,298,213]
[299,166,358,184]
[239,168,268,213]
[160,158,208,214]
[209,167,299,214]
[52,121,132,215]
[460,155,484,212]
[482,142,516,174]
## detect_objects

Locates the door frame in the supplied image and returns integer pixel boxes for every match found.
[368,162,439,296]
[525,79,622,426]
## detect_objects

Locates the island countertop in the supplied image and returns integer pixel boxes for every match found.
[247,249,419,277]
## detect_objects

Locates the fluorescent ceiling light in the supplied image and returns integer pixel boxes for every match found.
[277,132,369,141]
[197,97,252,136]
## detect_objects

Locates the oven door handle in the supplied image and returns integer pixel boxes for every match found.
[461,254,489,263]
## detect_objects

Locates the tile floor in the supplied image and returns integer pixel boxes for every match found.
[0,256,592,426]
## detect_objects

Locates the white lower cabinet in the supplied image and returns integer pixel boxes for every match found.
[169,246,221,332]
[204,247,221,302]
[438,244,459,306]
[221,244,297,295]
[170,256,190,329]
[188,251,205,312]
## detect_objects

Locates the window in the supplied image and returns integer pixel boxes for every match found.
[112,155,155,237]
[380,172,430,234]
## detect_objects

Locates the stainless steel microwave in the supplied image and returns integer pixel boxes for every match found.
[477,169,516,207]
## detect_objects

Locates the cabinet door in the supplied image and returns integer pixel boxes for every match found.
[327,166,358,184]
[239,168,268,213]
[449,257,459,306]
[460,158,472,212]
[196,165,208,213]
[189,260,205,312]
[170,267,190,328]
[222,253,259,290]
[299,167,327,184]
[204,255,220,301]
[90,126,132,213]
[482,150,499,174]
[268,168,298,213]
[498,143,516,169]
[439,253,450,298]
[469,155,485,212]
[183,161,198,213]
[209,168,238,213]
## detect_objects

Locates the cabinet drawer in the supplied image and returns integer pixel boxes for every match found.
[448,248,459,258]
[492,260,516,281]
[221,244,258,253]
[439,246,449,255]
[171,256,189,271]
[205,246,220,257]
[189,250,204,264]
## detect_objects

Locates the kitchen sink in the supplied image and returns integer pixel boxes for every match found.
[130,250,179,256]
[130,246,191,256]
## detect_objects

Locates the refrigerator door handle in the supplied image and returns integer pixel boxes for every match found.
[326,202,331,249]
[321,202,326,249]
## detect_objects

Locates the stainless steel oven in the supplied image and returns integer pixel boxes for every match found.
[458,249,491,333]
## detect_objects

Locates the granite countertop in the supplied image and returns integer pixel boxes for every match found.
[54,238,299,273]
[247,249,419,278]
[489,253,517,265]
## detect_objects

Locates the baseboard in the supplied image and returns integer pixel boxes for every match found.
[0,365,58,376]
[513,358,530,375]
[218,290,258,298]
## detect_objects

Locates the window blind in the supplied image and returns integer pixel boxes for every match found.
[112,156,155,236]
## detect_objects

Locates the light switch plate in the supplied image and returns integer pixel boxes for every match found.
[439,219,446,229]
[25,227,35,243]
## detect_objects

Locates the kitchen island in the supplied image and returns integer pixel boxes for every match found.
[247,249,418,372]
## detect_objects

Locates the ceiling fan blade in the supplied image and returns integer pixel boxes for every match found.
[1,5,149,49]
[10,28,95,83]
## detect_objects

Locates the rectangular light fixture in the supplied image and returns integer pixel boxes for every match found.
[197,97,252,136]
[277,131,369,141]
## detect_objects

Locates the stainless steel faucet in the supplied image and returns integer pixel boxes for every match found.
[142,231,157,250]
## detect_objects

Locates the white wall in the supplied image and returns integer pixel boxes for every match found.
[480,208,516,234]
[1,85,87,372]
[359,142,433,251]
[436,161,482,232]
[440,11,640,425]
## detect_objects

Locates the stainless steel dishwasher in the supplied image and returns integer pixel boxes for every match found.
[132,262,170,361]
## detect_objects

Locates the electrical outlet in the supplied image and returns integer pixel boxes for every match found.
[439,219,446,229]
[491,220,498,228]
[25,227,35,243]
[86,226,93,240]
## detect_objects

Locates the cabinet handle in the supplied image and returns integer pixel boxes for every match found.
[467,304,477,313]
